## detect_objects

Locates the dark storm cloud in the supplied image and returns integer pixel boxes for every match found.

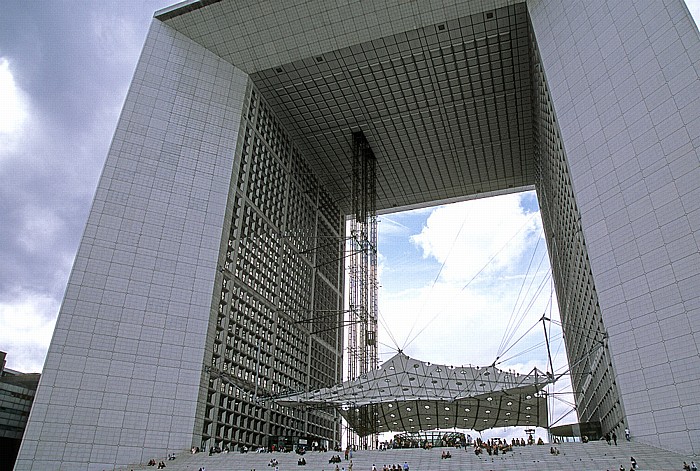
[0,0,171,371]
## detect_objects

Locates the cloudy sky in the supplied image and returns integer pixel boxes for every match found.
[0,0,173,372]
[376,192,554,367]
[373,192,576,435]
[1,0,699,436]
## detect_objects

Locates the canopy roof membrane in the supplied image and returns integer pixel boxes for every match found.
[275,353,552,435]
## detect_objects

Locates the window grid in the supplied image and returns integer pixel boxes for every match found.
[203,83,343,451]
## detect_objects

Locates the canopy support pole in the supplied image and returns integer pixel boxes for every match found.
[542,315,555,376]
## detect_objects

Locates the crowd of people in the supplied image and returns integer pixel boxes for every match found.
[391,436,461,449]
[141,427,697,471]
[469,435,544,456]
[371,462,409,471]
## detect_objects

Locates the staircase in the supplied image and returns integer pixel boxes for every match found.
[126,440,695,471]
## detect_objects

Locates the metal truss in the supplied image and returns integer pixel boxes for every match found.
[347,131,379,449]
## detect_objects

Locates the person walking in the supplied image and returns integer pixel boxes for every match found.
[612,432,618,446]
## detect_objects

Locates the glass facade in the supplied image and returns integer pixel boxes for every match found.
[201,86,344,450]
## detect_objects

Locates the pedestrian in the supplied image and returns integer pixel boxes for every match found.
[624,427,630,441]
[630,456,637,469]
[605,433,611,445]
[692,461,698,471]
[612,432,618,446]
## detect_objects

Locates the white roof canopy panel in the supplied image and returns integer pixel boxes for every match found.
[276,353,551,435]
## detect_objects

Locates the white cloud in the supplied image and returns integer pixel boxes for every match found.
[379,192,551,364]
[376,192,577,436]
[17,204,66,254]
[0,57,29,153]
[410,193,542,284]
[380,279,556,366]
[0,291,59,373]
[377,215,411,237]
[91,11,142,65]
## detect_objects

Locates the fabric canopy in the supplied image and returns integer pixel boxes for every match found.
[275,352,552,436]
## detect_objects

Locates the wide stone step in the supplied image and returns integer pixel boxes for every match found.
[127,440,696,471]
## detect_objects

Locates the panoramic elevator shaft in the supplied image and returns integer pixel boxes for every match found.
[347,131,379,449]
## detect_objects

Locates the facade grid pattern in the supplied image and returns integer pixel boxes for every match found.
[250,3,535,215]
[530,25,624,435]
[529,0,700,452]
[203,83,344,452]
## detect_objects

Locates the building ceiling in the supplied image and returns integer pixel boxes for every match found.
[160,0,535,214]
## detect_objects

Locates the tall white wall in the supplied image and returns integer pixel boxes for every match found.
[15,20,249,471]
[529,0,700,454]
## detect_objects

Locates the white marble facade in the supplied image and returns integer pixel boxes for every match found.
[529,0,700,453]
[15,20,249,470]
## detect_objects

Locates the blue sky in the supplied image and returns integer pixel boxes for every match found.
[379,195,558,388]
[373,191,574,437]
[376,191,551,365]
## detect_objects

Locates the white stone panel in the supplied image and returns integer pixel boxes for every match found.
[15,19,249,471]
[529,0,700,454]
